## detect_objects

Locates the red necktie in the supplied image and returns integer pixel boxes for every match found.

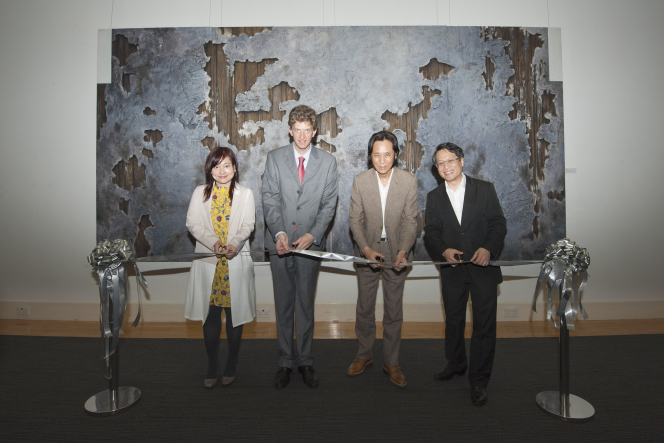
[298,156,305,185]
[296,157,305,232]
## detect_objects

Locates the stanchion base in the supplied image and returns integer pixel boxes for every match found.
[536,391,594,422]
[84,387,141,416]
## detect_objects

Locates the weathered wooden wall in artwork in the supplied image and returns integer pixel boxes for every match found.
[97,26,565,260]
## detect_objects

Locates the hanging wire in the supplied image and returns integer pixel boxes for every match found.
[446,2,451,138]
[334,0,337,26]
[547,0,551,28]
[445,33,450,142]
[110,0,114,29]
[209,0,212,27]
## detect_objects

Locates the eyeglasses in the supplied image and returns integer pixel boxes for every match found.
[437,157,459,167]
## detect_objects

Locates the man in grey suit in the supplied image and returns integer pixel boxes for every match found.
[262,105,338,389]
[347,131,419,388]
[424,142,507,406]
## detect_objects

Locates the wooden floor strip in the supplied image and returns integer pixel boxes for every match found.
[2,319,663,339]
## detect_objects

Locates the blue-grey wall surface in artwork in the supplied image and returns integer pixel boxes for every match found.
[96,26,565,260]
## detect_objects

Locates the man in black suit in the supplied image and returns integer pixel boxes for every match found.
[424,142,507,406]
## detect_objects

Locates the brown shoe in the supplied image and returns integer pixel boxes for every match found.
[347,357,373,376]
[383,364,407,388]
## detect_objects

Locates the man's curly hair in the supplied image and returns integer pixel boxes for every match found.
[288,105,317,130]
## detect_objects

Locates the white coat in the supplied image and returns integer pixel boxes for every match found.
[184,183,256,326]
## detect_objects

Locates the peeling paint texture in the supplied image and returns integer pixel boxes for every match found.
[97,27,565,260]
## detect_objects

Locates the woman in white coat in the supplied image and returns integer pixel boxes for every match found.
[185,147,256,388]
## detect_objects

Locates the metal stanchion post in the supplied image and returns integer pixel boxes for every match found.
[85,284,141,416]
[536,315,594,421]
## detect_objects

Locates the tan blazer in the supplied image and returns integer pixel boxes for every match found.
[184,183,256,325]
[349,167,419,262]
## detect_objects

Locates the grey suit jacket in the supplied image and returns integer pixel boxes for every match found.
[262,144,338,250]
[423,175,507,285]
[349,167,419,262]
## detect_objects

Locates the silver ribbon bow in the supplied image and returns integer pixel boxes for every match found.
[532,239,590,330]
[88,239,148,364]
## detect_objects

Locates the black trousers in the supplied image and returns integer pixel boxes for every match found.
[440,266,497,388]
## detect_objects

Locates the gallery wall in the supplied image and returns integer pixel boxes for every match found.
[1,0,663,321]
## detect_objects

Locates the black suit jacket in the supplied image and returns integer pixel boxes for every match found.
[424,176,507,286]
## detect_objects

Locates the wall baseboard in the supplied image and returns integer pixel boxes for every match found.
[1,300,663,322]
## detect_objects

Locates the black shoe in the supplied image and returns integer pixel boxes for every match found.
[274,367,292,389]
[434,365,467,381]
[298,365,319,388]
[471,385,488,406]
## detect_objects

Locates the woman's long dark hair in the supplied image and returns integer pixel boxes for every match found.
[203,147,239,203]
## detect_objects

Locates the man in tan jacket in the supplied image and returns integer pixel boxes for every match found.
[347,131,419,387]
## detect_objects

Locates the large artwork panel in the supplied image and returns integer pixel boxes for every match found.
[96,26,565,260]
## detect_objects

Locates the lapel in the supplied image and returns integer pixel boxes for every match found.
[384,168,400,219]
[204,187,214,232]
[228,184,242,230]
[284,144,300,185]
[460,176,475,230]
[365,169,382,218]
[437,183,461,229]
[301,145,320,187]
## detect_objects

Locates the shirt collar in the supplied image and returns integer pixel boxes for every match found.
[375,168,394,188]
[293,143,312,162]
[444,173,466,192]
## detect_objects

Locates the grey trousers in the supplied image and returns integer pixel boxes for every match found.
[269,252,321,368]
[354,241,406,367]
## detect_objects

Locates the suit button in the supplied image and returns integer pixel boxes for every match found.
[297,207,301,210]
[461,233,465,236]
[297,191,300,194]
[292,222,296,225]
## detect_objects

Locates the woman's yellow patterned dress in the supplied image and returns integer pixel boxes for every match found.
[210,186,231,307]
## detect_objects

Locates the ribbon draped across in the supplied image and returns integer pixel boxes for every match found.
[531,239,590,330]
[138,250,545,267]
[137,250,377,264]
[88,239,148,365]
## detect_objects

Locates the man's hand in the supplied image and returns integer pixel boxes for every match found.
[213,240,226,256]
[362,246,384,269]
[224,244,238,259]
[470,247,491,267]
[393,250,408,272]
[276,233,291,255]
[443,248,463,268]
[291,233,315,251]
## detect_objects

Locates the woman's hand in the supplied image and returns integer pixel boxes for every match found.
[213,240,226,256]
[224,244,238,259]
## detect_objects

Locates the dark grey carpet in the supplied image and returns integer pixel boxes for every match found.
[1,334,663,442]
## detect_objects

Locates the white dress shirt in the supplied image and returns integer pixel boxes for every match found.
[294,143,311,169]
[376,169,394,239]
[445,173,466,225]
